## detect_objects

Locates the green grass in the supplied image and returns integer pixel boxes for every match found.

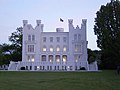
[0,70,120,90]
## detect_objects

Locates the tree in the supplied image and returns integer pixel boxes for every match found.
[94,0,120,69]
[87,48,96,64]
[9,27,23,61]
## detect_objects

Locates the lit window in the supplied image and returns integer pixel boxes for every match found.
[28,45,34,52]
[32,35,35,41]
[42,46,46,52]
[50,37,53,42]
[50,47,53,52]
[62,55,67,62]
[63,37,67,42]
[31,56,34,62]
[56,46,60,52]
[49,55,53,62]
[42,55,46,61]
[43,37,46,42]
[56,37,60,42]
[74,55,79,62]
[75,45,81,52]
[56,55,60,62]
[63,46,67,52]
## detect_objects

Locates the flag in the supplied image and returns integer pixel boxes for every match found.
[60,18,64,22]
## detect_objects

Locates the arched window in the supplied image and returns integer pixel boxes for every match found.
[50,45,53,52]
[63,46,67,52]
[56,55,60,62]
[78,34,81,40]
[28,35,31,41]
[56,45,60,52]
[62,55,67,63]
[74,34,77,40]
[42,55,46,61]
[49,55,53,62]
[31,56,34,62]
[42,45,46,52]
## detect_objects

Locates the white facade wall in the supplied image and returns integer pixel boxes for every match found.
[20,19,89,71]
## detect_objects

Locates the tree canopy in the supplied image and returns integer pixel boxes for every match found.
[94,0,120,69]
[0,27,23,65]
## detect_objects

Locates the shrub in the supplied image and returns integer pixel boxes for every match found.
[20,67,25,70]
[80,67,86,70]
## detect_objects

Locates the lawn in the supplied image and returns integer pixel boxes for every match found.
[0,70,120,90]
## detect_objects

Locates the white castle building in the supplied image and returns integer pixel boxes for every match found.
[8,19,98,71]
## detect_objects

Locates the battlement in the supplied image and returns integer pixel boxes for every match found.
[68,19,87,30]
[23,20,44,31]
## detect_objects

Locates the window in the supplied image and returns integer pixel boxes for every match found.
[78,34,81,40]
[32,35,35,41]
[28,45,34,52]
[49,55,53,62]
[62,55,67,63]
[63,37,67,42]
[50,46,53,52]
[74,34,77,40]
[43,37,46,42]
[75,44,81,52]
[28,55,30,61]
[56,55,60,62]
[74,55,79,62]
[31,56,34,62]
[56,37,60,42]
[42,55,46,61]
[50,37,53,42]
[63,46,67,52]
[56,46,60,52]
[42,46,46,52]
[28,35,31,41]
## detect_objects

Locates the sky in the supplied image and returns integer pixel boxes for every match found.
[0,0,110,50]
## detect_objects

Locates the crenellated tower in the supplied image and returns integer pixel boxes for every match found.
[68,19,89,70]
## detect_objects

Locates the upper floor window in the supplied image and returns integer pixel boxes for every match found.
[56,37,60,42]
[32,35,35,41]
[28,45,34,52]
[43,37,46,42]
[75,44,81,52]
[28,35,31,41]
[42,46,46,52]
[63,37,67,42]
[50,37,53,42]
[78,34,81,41]
[63,46,67,52]
[50,46,53,52]
[56,46,60,52]
[74,34,77,40]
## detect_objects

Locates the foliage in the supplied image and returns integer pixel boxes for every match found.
[87,48,96,64]
[9,27,23,61]
[94,0,120,69]
[0,27,23,65]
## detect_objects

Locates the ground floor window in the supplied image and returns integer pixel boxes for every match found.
[62,55,67,63]
[42,55,46,61]
[49,55,53,62]
[27,55,34,62]
[56,55,60,62]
